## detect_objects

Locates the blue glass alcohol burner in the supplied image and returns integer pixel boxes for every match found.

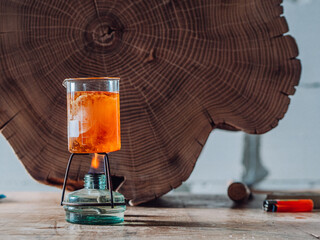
[63,173,126,225]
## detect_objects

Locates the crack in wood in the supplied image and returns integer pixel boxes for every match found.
[203,109,215,129]
[0,111,21,132]
[195,139,204,147]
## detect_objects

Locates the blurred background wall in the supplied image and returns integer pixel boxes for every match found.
[0,0,319,193]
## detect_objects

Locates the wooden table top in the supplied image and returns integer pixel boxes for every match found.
[1,192,320,239]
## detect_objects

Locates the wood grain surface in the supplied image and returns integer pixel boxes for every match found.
[0,0,301,205]
[1,192,320,239]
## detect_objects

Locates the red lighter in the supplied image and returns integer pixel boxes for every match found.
[263,199,314,212]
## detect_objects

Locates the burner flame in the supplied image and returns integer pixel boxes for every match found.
[91,153,100,169]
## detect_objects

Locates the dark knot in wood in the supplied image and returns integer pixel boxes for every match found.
[85,15,123,53]
[92,24,115,46]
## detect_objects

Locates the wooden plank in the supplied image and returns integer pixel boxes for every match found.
[0,192,319,239]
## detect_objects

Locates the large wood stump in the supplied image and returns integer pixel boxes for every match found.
[0,0,301,205]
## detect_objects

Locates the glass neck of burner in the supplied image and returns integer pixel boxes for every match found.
[84,173,106,189]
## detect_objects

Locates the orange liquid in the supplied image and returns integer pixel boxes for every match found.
[67,91,120,153]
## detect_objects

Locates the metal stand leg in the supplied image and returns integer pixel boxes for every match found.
[103,153,114,208]
[60,153,75,206]
[61,153,118,208]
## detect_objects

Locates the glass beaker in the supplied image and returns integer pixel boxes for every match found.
[63,77,120,153]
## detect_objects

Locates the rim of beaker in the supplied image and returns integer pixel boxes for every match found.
[62,77,120,88]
